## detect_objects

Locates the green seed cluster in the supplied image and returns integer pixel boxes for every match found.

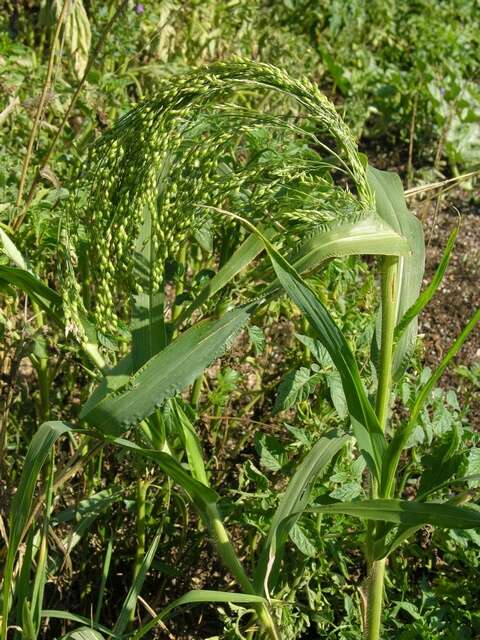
[74,59,373,336]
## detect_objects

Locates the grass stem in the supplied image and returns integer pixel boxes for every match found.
[206,504,280,640]
[365,558,386,640]
[366,255,398,639]
[375,256,398,433]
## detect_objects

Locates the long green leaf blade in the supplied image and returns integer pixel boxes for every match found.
[288,214,410,277]
[132,590,268,640]
[395,226,458,341]
[0,265,62,314]
[113,528,162,635]
[311,498,480,529]
[383,308,480,496]
[131,207,166,370]
[175,231,268,327]
[254,434,348,593]
[109,437,219,511]
[236,218,387,480]
[2,422,72,638]
[42,611,114,638]
[81,304,255,435]
[0,226,31,270]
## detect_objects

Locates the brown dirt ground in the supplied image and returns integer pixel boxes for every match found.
[412,188,480,428]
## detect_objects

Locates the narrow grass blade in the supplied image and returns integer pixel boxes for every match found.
[170,400,209,486]
[373,475,480,559]
[55,487,122,555]
[2,422,72,638]
[80,353,133,418]
[14,529,35,629]
[95,535,114,624]
[0,226,31,270]
[42,611,114,637]
[113,528,162,636]
[382,308,480,496]
[0,265,62,316]
[233,216,387,481]
[395,226,458,341]
[372,525,421,560]
[254,434,349,594]
[22,600,36,640]
[132,590,268,640]
[0,265,103,369]
[417,474,480,502]
[311,498,480,528]
[82,304,256,435]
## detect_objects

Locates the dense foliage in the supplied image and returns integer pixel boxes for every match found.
[1,2,479,640]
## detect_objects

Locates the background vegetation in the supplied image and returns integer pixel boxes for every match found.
[1,1,479,639]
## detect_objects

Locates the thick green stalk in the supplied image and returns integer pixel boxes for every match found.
[375,256,398,433]
[206,505,280,640]
[365,559,386,640]
[366,256,398,640]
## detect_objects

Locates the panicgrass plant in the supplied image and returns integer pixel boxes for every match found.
[1,59,479,640]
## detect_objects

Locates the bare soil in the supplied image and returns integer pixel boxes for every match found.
[413,188,480,428]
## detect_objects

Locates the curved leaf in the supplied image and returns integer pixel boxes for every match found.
[109,437,219,512]
[311,498,480,529]
[113,528,162,636]
[61,628,106,640]
[175,230,271,327]
[0,226,31,270]
[81,304,256,435]
[287,214,410,277]
[395,226,458,341]
[246,220,387,480]
[132,590,268,640]
[253,434,348,594]
[42,611,114,638]
[2,422,72,638]
[131,207,166,370]
[382,308,480,496]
